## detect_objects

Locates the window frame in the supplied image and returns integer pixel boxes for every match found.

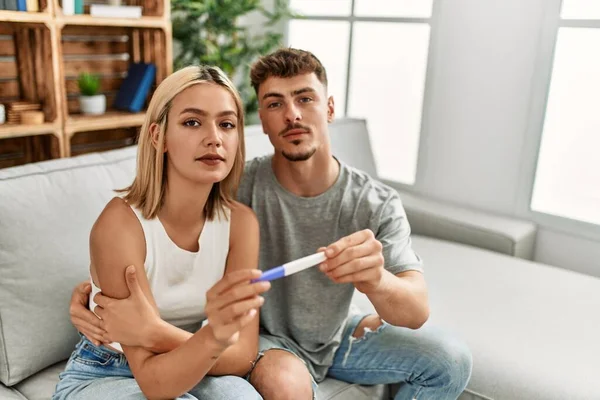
[285,0,440,188]
[517,0,600,241]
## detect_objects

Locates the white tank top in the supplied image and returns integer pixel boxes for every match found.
[89,203,230,351]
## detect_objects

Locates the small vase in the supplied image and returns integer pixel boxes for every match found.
[79,94,106,115]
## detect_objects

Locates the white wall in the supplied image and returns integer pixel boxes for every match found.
[416,0,600,277]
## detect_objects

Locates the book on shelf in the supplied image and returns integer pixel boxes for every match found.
[114,63,156,113]
[4,0,17,10]
[16,0,25,11]
[0,0,5,10]
[90,4,142,18]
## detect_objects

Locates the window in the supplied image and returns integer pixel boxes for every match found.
[287,1,433,184]
[531,1,600,226]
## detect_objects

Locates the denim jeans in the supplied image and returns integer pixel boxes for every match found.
[327,314,473,400]
[257,314,472,400]
[53,336,262,400]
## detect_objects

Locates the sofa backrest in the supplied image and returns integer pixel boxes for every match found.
[0,118,375,386]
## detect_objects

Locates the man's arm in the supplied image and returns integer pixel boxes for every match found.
[319,193,429,328]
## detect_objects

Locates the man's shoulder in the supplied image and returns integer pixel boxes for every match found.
[244,154,272,176]
[341,163,400,207]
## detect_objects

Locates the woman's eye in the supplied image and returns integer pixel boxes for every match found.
[183,119,200,127]
[221,121,236,129]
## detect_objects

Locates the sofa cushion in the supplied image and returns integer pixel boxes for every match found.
[0,148,138,385]
[354,235,600,400]
[13,361,65,400]
[0,384,26,400]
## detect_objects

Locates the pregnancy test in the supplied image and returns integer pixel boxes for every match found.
[252,252,327,283]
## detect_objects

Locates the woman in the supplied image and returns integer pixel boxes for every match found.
[53,65,269,400]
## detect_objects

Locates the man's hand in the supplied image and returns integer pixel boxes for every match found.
[319,229,386,294]
[93,265,160,348]
[69,281,107,346]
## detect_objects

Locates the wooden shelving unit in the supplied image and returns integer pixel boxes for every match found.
[0,0,172,167]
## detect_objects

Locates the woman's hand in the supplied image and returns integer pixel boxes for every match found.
[204,269,270,348]
[94,265,161,348]
[69,281,107,346]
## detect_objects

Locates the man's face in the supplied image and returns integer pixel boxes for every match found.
[257,73,334,162]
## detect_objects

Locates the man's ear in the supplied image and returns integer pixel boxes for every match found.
[327,96,335,123]
[150,123,166,153]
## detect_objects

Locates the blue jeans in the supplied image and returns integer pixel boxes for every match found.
[53,336,262,400]
[328,314,472,400]
[258,314,472,400]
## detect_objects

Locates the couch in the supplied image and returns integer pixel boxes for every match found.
[1,118,599,400]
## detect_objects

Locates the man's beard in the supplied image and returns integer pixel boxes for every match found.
[282,145,317,162]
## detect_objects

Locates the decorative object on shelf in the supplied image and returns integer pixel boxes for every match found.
[20,111,44,125]
[171,0,295,123]
[90,4,142,18]
[114,62,156,113]
[0,105,5,125]
[6,101,42,124]
[78,72,106,115]
[62,0,74,15]
[25,0,38,12]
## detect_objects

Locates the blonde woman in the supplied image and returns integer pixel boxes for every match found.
[53,66,269,400]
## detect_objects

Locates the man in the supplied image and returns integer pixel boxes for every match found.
[71,48,472,399]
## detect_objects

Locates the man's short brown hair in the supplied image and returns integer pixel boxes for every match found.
[250,48,328,94]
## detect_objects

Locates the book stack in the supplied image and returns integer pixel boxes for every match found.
[0,0,39,11]
[6,101,42,124]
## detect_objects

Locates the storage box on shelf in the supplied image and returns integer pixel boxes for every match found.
[0,0,172,168]
[0,18,64,169]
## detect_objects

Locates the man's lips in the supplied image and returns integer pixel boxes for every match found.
[283,129,309,137]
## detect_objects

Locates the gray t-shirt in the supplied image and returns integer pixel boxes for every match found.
[237,155,423,381]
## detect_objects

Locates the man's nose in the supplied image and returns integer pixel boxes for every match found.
[284,104,302,124]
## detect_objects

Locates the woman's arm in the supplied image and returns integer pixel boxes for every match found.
[206,202,263,376]
[91,198,266,399]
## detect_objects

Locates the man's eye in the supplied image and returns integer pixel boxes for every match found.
[299,97,313,103]
[184,119,200,127]
[267,102,281,109]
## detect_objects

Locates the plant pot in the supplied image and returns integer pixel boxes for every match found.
[79,94,106,115]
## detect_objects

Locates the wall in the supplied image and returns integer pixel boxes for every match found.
[414,0,600,277]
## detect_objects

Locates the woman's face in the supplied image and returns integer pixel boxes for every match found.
[163,83,240,185]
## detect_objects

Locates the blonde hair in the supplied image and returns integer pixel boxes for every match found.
[118,65,246,221]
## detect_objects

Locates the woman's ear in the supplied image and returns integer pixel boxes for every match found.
[149,123,166,153]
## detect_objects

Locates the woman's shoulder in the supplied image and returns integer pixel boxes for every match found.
[228,201,259,240]
[91,197,143,244]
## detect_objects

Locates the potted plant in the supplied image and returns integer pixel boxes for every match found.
[172,0,296,124]
[78,72,105,115]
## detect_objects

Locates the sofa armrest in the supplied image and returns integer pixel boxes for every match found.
[397,190,537,260]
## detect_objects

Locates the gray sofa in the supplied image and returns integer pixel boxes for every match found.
[1,118,599,400]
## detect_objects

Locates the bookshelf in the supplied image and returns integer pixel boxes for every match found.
[0,0,172,167]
